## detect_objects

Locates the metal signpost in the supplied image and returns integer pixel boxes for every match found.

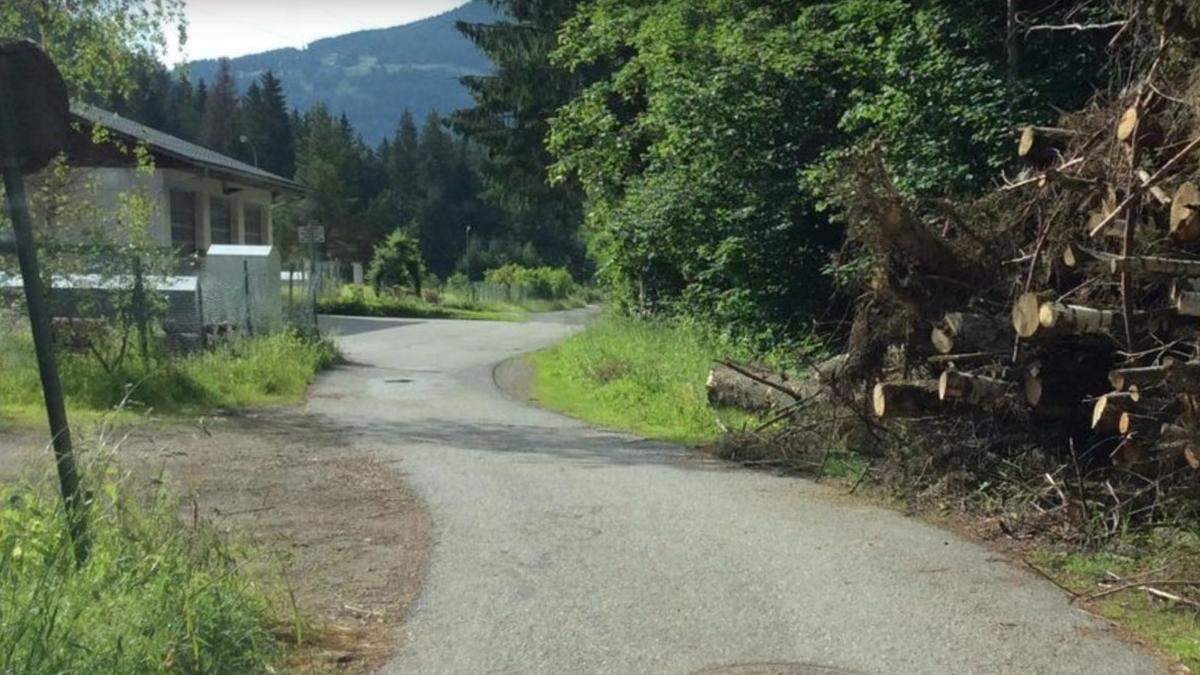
[0,40,87,562]
[298,224,325,335]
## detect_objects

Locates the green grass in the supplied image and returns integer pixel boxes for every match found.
[0,318,338,422]
[1029,538,1200,670]
[0,448,282,673]
[316,284,586,322]
[528,315,770,446]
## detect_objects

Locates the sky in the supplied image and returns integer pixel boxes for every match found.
[165,0,470,64]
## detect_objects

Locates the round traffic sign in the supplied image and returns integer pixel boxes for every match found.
[0,39,69,173]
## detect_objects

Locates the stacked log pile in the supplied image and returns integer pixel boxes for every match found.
[851,6,1200,481]
[708,5,1200,511]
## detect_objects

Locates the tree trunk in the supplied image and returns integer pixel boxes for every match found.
[1109,255,1200,277]
[930,312,1012,355]
[1012,292,1045,338]
[1039,302,1117,335]
[706,355,848,415]
[938,370,1015,407]
[1109,360,1200,392]
[1171,182,1200,242]
[1092,392,1138,432]
[706,362,798,413]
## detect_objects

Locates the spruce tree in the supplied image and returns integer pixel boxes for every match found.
[257,72,296,177]
[451,0,588,270]
[199,59,240,155]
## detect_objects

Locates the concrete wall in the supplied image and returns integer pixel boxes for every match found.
[26,166,275,251]
[159,169,275,249]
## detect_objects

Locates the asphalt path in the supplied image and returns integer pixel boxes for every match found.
[311,312,1161,675]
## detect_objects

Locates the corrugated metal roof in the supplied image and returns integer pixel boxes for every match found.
[70,102,305,194]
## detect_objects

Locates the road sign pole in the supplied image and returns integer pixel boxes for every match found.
[0,41,87,564]
[0,143,88,565]
[310,234,320,337]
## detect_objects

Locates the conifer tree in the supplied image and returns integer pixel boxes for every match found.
[199,59,240,155]
[451,0,588,271]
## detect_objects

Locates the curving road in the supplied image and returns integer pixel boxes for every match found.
[311,312,1161,675]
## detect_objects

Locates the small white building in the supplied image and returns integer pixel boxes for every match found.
[1,103,306,341]
[66,103,304,253]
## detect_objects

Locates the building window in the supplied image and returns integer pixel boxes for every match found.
[244,204,265,245]
[169,190,196,253]
[210,196,232,245]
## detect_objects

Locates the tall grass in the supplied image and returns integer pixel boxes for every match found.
[0,316,337,418]
[0,443,279,673]
[529,315,778,445]
[317,283,588,322]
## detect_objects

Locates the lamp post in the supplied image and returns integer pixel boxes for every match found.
[238,134,259,167]
[464,225,476,302]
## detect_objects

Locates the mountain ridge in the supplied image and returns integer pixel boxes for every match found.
[187,1,499,142]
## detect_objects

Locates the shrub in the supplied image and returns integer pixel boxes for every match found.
[484,264,576,299]
[367,229,425,296]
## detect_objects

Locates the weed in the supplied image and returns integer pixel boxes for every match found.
[0,437,280,673]
[0,314,337,419]
[529,315,773,446]
[1029,534,1200,670]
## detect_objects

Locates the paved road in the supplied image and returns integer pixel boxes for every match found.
[312,313,1161,675]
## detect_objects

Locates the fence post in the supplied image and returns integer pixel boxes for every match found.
[243,259,254,336]
[288,263,295,311]
[196,275,207,349]
[132,253,149,363]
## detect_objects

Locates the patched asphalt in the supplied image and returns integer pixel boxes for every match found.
[311,312,1161,675]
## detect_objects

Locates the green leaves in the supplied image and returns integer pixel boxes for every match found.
[0,0,185,101]
[367,229,425,294]
[546,0,1110,345]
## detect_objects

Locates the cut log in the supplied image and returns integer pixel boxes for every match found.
[1012,292,1044,338]
[1158,424,1200,469]
[1112,438,1148,469]
[1170,182,1200,242]
[938,371,1015,407]
[706,355,849,414]
[926,352,1006,366]
[1109,255,1200,277]
[1169,279,1200,303]
[1119,412,1161,437]
[1038,302,1116,335]
[1117,105,1139,143]
[1109,360,1200,392]
[872,381,941,419]
[1023,368,1043,407]
[1177,291,1200,317]
[1018,125,1075,164]
[706,362,798,413]
[1092,392,1137,432]
[811,353,850,385]
[930,312,1012,355]
[1063,243,1117,272]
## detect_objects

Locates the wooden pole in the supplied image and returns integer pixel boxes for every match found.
[0,115,87,563]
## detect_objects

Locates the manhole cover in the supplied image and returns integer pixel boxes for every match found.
[692,664,859,675]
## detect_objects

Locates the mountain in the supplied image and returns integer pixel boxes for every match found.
[187,1,499,143]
